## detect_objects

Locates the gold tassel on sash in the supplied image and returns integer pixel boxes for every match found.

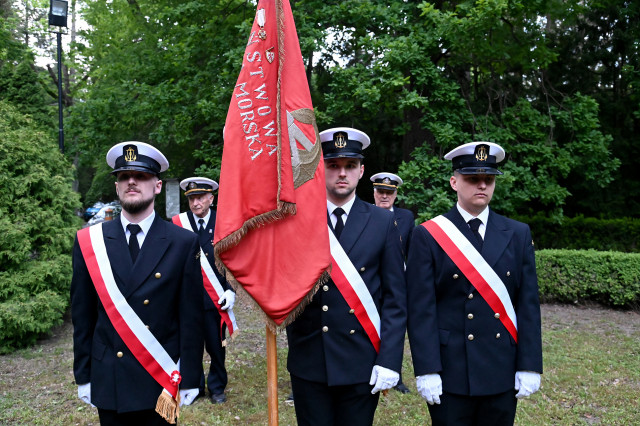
[155,389,180,424]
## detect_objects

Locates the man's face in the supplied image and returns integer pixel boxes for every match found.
[373,188,397,210]
[450,172,495,216]
[188,193,214,218]
[115,171,162,214]
[324,157,364,203]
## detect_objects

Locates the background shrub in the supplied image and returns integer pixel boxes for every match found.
[0,100,81,353]
[536,249,640,308]
[522,215,640,252]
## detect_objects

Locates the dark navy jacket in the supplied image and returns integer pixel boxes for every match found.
[287,197,407,386]
[71,214,204,412]
[393,206,415,256]
[406,206,542,396]
[182,210,232,311]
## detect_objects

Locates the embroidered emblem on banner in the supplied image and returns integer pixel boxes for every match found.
[266,47,275,63]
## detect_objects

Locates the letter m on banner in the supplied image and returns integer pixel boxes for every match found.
[214,0,331,328]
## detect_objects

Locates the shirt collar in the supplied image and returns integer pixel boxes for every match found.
[327,196,357,217]
[456,203,489,225]
[194,209,211,228]
[121,210,156,236]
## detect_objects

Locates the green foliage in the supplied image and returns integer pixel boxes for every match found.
[0,15,51,128]
[67,0,253,202]
[520,215,640,253]
[537,249,640,307]
[59,0,637,219]
[0,100,82,353]
[399,94,618,220]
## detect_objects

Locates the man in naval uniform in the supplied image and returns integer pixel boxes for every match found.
[406,142,542,425]
[71,141,204,424]
[370,172,415,259]
[370,172,415,394]
[176,177,236,404]
[286,127,407,426]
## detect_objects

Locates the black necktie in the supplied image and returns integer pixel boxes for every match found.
[127,224,142,263]
[333,207,345,239]
[468,218,483,251]
[198,218,205,234]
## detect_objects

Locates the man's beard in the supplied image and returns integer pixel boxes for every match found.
[119,194,155,214]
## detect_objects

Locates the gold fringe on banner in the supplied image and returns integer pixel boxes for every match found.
[155,389,180,424]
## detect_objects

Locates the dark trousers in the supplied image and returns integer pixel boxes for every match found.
[290,374,380,426]
[428,390,518,426]
[97,408,170,425]
[199,308,227,395]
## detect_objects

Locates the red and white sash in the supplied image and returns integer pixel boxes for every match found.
[172,213,238,342]
[328,225,381,352]
[77,224,181,422]
[423,215,518,342]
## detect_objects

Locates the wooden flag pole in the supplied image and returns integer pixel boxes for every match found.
[266,325,279,425]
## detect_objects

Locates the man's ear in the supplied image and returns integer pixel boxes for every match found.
[450,175,457,191]
[155,179,163,195]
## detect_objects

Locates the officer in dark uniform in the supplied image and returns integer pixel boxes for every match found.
[370,172,415,257]
[178,177,236,404]
[370,172,415,394]
[406,142,543,425]
[286,127,407,426]
[71,141,204,424]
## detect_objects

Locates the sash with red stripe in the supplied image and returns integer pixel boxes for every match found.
[77,224,181,423]
[172,213,238,343]
[328,225,381,352]
[422,215,518,342]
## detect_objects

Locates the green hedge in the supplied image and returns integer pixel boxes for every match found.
[520,216,640,252]
[536,250,640,308]
[0,101,81,353]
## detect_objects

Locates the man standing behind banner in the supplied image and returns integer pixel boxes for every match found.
[173,177,238,405]
[406,142,542,425]
[286,127,407,426]
[71,142,204,425]
[370,172,414,395]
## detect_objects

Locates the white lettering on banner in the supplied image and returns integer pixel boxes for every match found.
[247,31,260,46]
[233,18,279,162]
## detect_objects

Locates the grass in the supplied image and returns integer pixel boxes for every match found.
[1,301,639,425]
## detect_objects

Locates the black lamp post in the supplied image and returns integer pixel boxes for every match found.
[48,0,68,153]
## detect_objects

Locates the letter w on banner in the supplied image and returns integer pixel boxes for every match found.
[214,0,330,328]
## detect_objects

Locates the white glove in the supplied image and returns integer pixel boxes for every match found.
[514,371,541,398]
[77,383,95,407]
[369,365,399,394]
[218,289,236,311]
[416,374,442,405]
[179,388,200,406]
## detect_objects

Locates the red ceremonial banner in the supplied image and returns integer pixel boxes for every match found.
[214,0,330,328]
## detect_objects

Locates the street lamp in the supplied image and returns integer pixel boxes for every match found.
[48,0,68,153]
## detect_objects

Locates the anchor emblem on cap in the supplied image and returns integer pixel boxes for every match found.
[334,132,347,149]
[475,145,488,162]
[188,182,197,190]
[124,146,137,162]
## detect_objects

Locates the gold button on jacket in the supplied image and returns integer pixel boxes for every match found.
[117,351,123,358]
